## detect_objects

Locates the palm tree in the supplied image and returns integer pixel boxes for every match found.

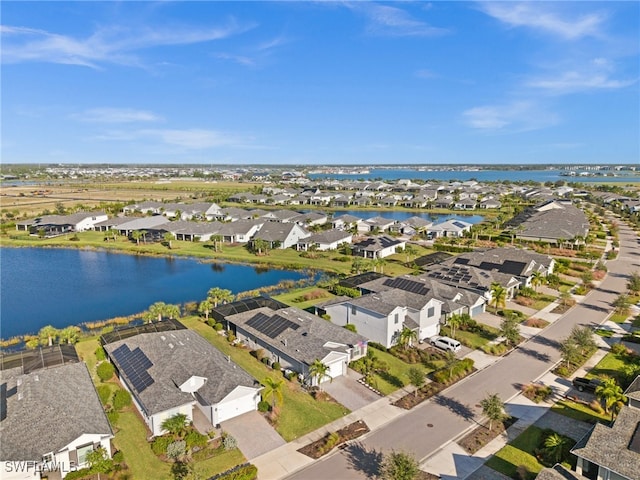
[207,287,234,307]
[544,433,569,464]
[163,232,174,249]
[397,327,417,350]
[210,234,223,252]
[38,325,59,347]
[139,230,148,244]
[131,230,142,245]
[198,299,214,322]
[308,359,331,389]
[530,271,545,293]
[261,376,285,408]
[569,326,596,355]
[489,283,507,313]
[612,294,631,316]
[595,377,626,419]
[480,393,505,431]
[404,244,418,263]
[447,314,463,340]
[627,272,640,295]
[161,413,189,438]
[58,326,81,344]
[560,339,580,369]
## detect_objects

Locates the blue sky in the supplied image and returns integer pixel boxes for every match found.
[2,1,638,165]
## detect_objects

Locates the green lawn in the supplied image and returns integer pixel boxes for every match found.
[588,350,638,386]
[113,411,171,479]
[530,294,556,311]
[273,286,335,311]
[485,425,546,480]
[551,399,610,424]
[196,448,246,478]
[441,324,499,350]
[182,316,347,441]
[609,312,631,324]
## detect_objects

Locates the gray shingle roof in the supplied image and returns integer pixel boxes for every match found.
[299,230,351,245]
[571,405,640,480]
[227,306,367,366]
[0,362,112,461]
[104,329,256,416]
[352,235,403,252]
[625,374,640,402]
[450,247,553,277]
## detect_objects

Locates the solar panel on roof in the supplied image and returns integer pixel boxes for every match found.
[383,277,429,296]
[111,344,155,394]
[246,312,300,339]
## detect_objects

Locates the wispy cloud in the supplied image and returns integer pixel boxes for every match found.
[415,69,437,79]
[94,128,249,150]
[479,2,606,40]
[349,3,449,37]
[1,19,254,68]
[214,34,290,67]
[72,108,163,123]
[213,53,256,67]
[462,101,559,132]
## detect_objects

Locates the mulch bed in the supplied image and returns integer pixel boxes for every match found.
[392,382,446,410]
[297,420,370,459]
[457,416,518,454]
[550,303,572,314]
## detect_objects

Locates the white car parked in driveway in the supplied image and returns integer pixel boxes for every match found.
[430,335,461,352]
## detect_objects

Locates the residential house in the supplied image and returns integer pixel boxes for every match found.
[261,209,301,223]
[332,214,363,231]
[351,235,406,259]
[115,215,170,236]
[102,320,260,436]
[511,202,589,245]
[479,198,502,209]
[571,374,640,480]
[218,219,264,244]
[16,211,109,235]
[297,230,352,251]
[294,211,329,227]
[454,199,477,210]
[364,216,396,233]
[428,219,473,238]
[423,262,521,300]
[0,346,113,479]
[251,222,311,249]
[215,299,367,385]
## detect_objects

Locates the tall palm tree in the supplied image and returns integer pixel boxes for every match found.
[261,376,285,408]
[397,326,418,350]
[163,232,174,249]
[530,271,545,292]
[308,359,331,389]
[404,244,418,263]
[210,234,223,252]
[58,326,81,344]
[595,377,626,419]
[447,314,462,340]
[208,287,234,307]
[489,283,507,313]
[480,393,505,432]
[198,299,214,322]
[131,230,142,245]
[38,325,59,346]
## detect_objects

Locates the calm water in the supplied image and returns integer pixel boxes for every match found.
[0,248,307,338]
[308,168,640,183]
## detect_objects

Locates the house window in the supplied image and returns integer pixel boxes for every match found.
[77,443,94,465]
[427,307,435,317]
[351,305,357,315]
[394,313,399,324]
[42,453,53,463]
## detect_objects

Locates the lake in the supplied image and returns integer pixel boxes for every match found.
[308,168,640,183]
[0,248,308,338]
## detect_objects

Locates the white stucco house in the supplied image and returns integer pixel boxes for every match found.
[0,348,113,479]
[351,235,406,259]
[251,222,311,249]
[297,229,352,251]
[102,321,261,435]
[427,219,473,238]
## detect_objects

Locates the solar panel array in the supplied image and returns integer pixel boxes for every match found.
[246,312,300,339]
[383,277,430,296]
[111,345,154,393]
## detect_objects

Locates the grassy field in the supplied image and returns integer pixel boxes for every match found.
[485,425,547,480]
[551,399,611,424]
[440,324,500,350]
[272,286,336,311]
[182,316,347,441]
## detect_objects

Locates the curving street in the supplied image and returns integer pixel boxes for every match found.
[287,220,639,479]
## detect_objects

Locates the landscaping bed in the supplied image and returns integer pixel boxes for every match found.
[458,416,518,454]
[392,382,445,409]
[297,420,370,459]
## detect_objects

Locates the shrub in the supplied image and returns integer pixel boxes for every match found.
[227,333,236,344]
[64,468,93,480]
[258,400,270,412]
[112,389,132,411]
[252,349,266,361]
[320,432,340,454]
[215,322,224,331]
[107,410,119,426]
[368,342,388,352]
[151,435,173,455]
[223,434,238,450]
[286,371,298,381]
[524,318,549,329]
[96,362,115,382]
[95,346,107,361]
[521,383,553,403]
[216,464,258,480]
[166,440,186,459]
[589,399,604,414]
[344,324,357,333]
[611,343,628,355]
[333,285,361,298]
[96,385,112,405]
[272,361,281,371]
[555,366,570,378]
[185,430,208,450]
[206,318,216,327]
[112,451,124,464]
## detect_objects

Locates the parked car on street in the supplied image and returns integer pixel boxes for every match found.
[572,377,602,393]
[430,336,461,353]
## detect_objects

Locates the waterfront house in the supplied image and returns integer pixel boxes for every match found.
[331,214,363,231]
[427,219,473,238]
[250,222,311,249]
[297,229,352,251]
[115,215,170,236]
[16,211,109,236]
[0,346,113,479]
[351,235,406,259]
[102,320,260,435]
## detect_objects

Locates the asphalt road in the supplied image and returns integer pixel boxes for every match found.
[288,220,639,480]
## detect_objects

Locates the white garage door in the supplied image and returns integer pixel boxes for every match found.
[215,387,258,423]
[322,351,348,381]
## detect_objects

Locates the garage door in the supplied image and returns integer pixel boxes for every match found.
[215,387,258,423]
[470,304,484,317]
[322,351,348,381]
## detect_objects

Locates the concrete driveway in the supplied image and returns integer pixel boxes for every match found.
[322,371,382,412]
[221,411,286,460]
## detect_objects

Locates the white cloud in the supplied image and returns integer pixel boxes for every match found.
[350,3,449,37]
[73,108,163,123]
[479,2,606,40]
[1,20,254,68]
[463,101,559,132]
[94,128,247,150]
[527,71,636,94]
[213,53,256,67]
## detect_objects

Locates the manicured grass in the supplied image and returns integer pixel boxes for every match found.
[75,336,102,382]
[551,399,610,424]
[610,312,630,324]
[273,286,335,311]
[485,425,545,480]
[182,316,348,441]
[358,347,432,396]
[588,350,638,386]
[441,324,499,350]
[113,411,171,479]
[530,294,556,311]
[196,448,246,478]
